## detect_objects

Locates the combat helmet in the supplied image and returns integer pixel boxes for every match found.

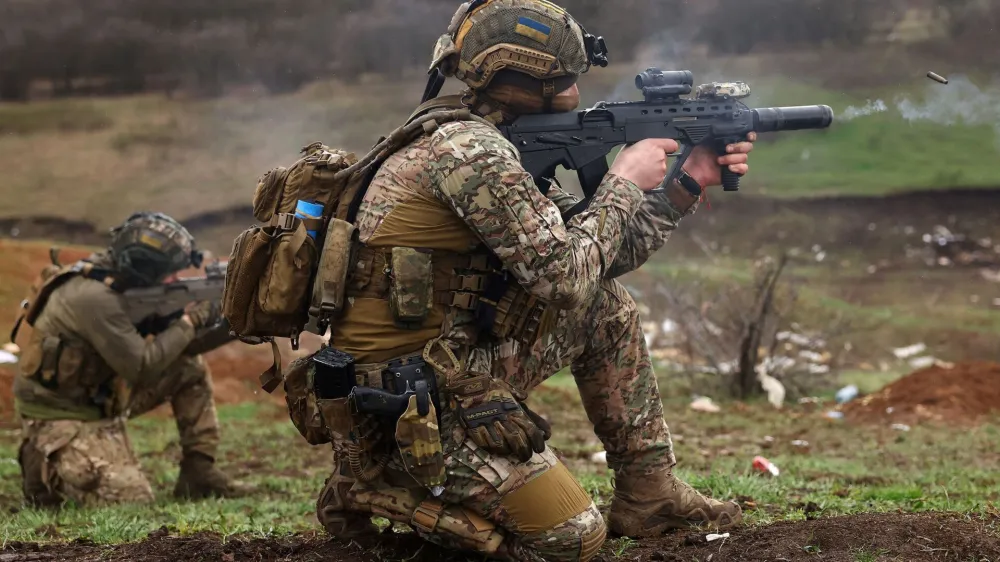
[424,0,608,102]
[109,212,202,286]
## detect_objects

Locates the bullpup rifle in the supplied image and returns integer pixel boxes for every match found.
[124,261,233,355]
[496,68,835,219]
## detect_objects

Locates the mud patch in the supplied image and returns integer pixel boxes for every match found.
[3,513,997,562]
[843,361,1000,426]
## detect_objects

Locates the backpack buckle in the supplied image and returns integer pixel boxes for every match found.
[273,213,297,231]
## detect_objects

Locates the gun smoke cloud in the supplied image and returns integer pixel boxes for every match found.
[840,75,1000,142]
[840,100,888,121]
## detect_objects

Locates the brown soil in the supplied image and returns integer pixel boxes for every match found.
[843,361,1000,426]
[2,513,997,562]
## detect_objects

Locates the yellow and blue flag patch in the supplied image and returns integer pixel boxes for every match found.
[515,16,552,44]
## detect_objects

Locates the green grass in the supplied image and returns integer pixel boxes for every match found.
[0,403,329,545]
[536,375,1000,525]
[1,393,997,547]
[638,256,1000,365]
[1,71,998,241]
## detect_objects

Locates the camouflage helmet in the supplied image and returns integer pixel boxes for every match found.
[109,212,202,286]
[429,0,608,92]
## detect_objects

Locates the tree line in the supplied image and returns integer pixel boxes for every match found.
[0,0,992,101]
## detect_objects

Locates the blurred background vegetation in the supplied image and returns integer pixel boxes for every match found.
[1,0,996,100]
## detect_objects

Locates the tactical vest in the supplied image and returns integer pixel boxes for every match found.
[13,261,126,419]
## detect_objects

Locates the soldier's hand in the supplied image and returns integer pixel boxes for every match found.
[456,379,547,462]
[610,139,681,191]
[684,132,756,188]
[183,300,221,329]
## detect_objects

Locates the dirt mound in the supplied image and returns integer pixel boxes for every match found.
[3,513,998,562]
[843,361,1000,426]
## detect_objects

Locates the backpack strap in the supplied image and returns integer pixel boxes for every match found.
[20,262,120,330]
[334,105,493,223]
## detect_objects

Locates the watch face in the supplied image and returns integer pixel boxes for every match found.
[679,172,702,195]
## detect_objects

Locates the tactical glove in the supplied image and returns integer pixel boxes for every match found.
[184,300,221,330]
[454,377,547,462]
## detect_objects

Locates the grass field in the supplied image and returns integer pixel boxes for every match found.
[2,373,998,548]
[1,60,998,231]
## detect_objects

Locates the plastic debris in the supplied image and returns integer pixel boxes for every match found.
[891,424,911,432]
[791,440,810,448]
[752,456,780,477]
[690,396,721,413]
[824,411,845,420]
[758,371,786,409]
[835,385,859,404]
[892,343,927,359]
[706,533,730,542]
[0,350,18,365]
[590,451,608,464]
[909,356,937,370]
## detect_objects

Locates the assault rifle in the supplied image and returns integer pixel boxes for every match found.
[125,261,233,356]
[495,68,835,219]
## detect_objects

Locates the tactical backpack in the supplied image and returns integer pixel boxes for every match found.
[10,248,76,347]
[222,105,489,392]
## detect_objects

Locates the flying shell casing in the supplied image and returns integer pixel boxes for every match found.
[927,71,949,85]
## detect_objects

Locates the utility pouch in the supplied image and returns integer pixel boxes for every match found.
[395,389,445,488]
[389,248,434,328]
[283,356,330,445]
[317,397,357,444]
[310,218,356,330]
[258,221,317,316]
[222,226,274,336]
[39,336,62,388]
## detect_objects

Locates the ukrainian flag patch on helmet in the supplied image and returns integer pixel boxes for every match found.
[515,16,552,44]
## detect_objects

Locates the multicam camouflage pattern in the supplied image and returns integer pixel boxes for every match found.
[456,379,545,462]
[20,417,154,505]
[318,444,604,562]
[110,212,199,277]
[395,395,446,487]
[18,353,222,506]
[389,247,434,326]
[328,112,707,556]
[695,81,752,100]
[430,0,591,90]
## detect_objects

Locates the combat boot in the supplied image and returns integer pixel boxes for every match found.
[173,452,255,499]
[608,468,742,537]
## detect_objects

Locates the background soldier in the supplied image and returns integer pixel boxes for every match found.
[309,1,755,559]
[14,212,250,506]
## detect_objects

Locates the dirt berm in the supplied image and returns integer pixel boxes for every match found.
[843,361,1000,426]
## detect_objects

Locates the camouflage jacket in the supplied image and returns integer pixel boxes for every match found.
[333,119,698,367]
[15,255,195,421]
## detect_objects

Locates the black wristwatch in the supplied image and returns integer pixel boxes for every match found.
[676,170,703,197]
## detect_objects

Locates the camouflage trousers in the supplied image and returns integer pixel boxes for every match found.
[18,355,220,506]
[316,280,670,560]
[499,278,676,474]
[318,444,606,562]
